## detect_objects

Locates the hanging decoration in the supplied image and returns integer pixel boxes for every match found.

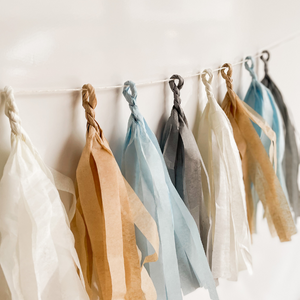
[160,74,210,251]
[260,50,300,220]
[0,32,299,297]
[0,86,89,300]
[221,63,297,241]
[121,81,219,300]
[243,56,289,229]
[196,69,252,282]
[71,84,159,300]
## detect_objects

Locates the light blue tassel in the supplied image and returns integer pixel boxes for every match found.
[121,81,219,300]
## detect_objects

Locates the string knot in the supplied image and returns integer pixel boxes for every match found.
[245,56,257,80]
[169,74,184,110]
[3,86,23,137]
[260,50,270,75]
[221,63,233,91]
[221,63,238,117]
[122,81,143,121]
[82,84,99,132]
[201,69,214,99]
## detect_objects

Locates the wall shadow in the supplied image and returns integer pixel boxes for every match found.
[108,87,124,167]
[55,91,84,182]
[155,81,169,143]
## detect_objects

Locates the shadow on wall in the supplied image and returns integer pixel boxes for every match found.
[108,87,124,167]
[55,91,85,181]
[156,81,170,143]
[54,91,85,212]
[235,63,246,100]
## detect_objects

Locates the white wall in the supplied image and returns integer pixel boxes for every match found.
[0,1,300,299]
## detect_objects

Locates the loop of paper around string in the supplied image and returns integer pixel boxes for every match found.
[4,86,24,139]
[201,69,214,99]
[244,56,257,79]
[261,50,270,62]
[169,74,184,91]
[123,80,143,122]
[169,74,184,108]
[260,50,270,74]
[123,80,138,101]
[221,63,233,90]
[82,84,100,133]
[201,69,213,85]
[245,56,254,70]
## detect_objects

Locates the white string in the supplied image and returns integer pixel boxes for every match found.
[13,30,300,95]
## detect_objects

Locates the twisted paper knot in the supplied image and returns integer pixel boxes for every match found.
[260,50,270,75]
[221,63,238,117]
[4,86,23,137]
[82,84,99,132]
[245,56,257,80]
[122,81,143,121]
[201,69,214,99]
[221,63,233,91]
[169,74,184,110]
